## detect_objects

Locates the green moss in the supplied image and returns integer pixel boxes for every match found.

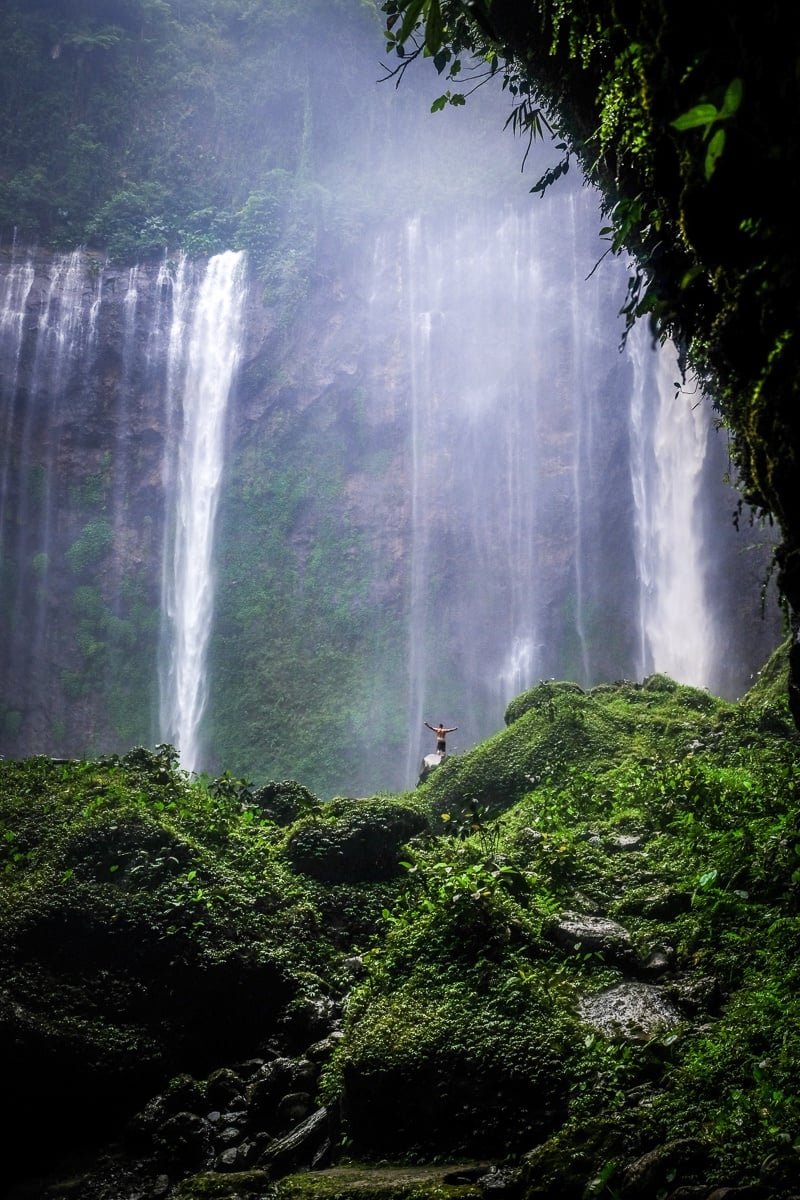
[285,796,429,883]
[171,1168,487,1200]
[172,1171,271,1200]
[273,1166,484,1200]
[3,650,800,1190]
[65,520,114,575]
[419,676,736,821]
[208,391,409,797]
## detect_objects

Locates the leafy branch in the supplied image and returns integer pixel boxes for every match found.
[670,77,743,180]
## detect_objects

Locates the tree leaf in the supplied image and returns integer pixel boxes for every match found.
[433,47,450,74]
[705,128,726,179]
[398,0,426,46]
[720,76,743,119]
[424,0,445,55]
[671,103,718,131]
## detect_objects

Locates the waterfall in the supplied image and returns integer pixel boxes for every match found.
[403,217,435,784]
[0,245,247,765]
[158,251,247,775]
[0,254,35,553]
[628,326,716,685]
[6,251,103,690]
[0,215,778,792]
[398,195,623,776]
[394,191,770,783]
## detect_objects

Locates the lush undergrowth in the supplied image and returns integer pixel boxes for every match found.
[322,649,800,1191]
[2,644,799,1197]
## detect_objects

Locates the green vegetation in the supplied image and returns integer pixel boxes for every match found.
[66,574,160,744]
[2,649,799,1194]
[0,0,380,274]
[0,0,513,281]
[2,6,800,1189]
[322,652,800,1183]
[66,519,114,574]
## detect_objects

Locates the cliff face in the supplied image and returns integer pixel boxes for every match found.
[0,202,782,795]
[1,248,163,754]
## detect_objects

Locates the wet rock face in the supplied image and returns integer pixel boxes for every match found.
[578,982,683,1041]
[117,1031,339,1196]
[544,912,636,965]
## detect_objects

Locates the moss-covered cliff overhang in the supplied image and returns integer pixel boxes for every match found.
[381,0,800,716]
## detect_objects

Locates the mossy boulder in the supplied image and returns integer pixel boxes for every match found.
[419,675,737,820]
[251,780,320,826]
[285,797,429,882]
[504,680,585,726]
[333,970,572,1156]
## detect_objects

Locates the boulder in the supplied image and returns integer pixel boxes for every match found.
[286,798,427,882]
[259,1106,331,1176]
[619,1138,708,1197]
[544,913,635,965]
[578,983,683,1041]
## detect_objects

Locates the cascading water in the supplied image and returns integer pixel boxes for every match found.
[0,252,35,552]
[392,190,773,781]
[395,194,623,773]
[628,326,716,686]
[0,245,247,764]
[158,251,247,775]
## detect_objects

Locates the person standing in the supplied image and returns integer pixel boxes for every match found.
[424,720,457,755]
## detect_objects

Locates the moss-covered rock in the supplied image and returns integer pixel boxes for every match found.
[504,680,585,726]
[285,797,429,882]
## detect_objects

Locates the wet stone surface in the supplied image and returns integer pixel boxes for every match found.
[578,982,683,1040]
[545,913,635,962]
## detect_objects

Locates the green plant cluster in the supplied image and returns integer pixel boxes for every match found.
[318,643,800,1184]
[2,651,800,1194]
[286,795,428,882]
[0,745,415,1153]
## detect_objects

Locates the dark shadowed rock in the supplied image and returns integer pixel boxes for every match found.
[619,1138,708,1197]
[153,1111,213,1169]
[276,1091,315,1129]
[206,1066,246,1109]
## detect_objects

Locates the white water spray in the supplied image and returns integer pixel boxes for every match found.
[159,251,247,773]
[395,193,744,780]
[0,255,35,549]
[628,326,715,686]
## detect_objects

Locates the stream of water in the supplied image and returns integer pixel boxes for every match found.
[158,251,247,773]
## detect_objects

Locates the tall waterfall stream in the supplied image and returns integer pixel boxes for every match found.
[158,252,247,773]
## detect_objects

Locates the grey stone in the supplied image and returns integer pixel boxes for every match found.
[546,912,635,962]
[578,982,683,1040]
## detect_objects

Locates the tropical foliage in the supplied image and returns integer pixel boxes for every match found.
[2,650,799,1193]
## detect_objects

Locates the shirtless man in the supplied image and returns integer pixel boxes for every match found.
[424,720,457,755]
